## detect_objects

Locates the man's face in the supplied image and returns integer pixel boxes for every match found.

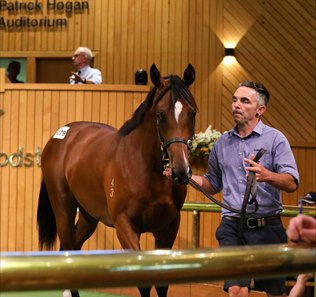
[231,86,262,125]
[72,51,87,68]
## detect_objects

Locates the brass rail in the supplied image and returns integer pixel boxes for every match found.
[1,244,315,292]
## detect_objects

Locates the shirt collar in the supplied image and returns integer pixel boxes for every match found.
[78,65,90,74]
[228,120,264,138]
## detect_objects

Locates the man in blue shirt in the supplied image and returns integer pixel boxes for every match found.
[188,82,299,297]
[69,46,102,84]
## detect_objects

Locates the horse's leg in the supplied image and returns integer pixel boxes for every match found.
[138,288,152,297]
[114,213,152,297]
[50,190,80,297]
[59,243,81,297]
[50,190,78,250]
[115,213,141,250]
[74,207,98,249]
[153,216,181,297]
[59,209,98,297]
[59,247,80,297]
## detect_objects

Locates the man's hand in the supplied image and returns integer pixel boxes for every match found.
[163,166,172,180]
[287,214,316,244]
[244,155,271,182]
[70,72,86,84]
[244,154,297,192]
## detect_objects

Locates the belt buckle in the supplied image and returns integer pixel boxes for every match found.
[246,218,257,229]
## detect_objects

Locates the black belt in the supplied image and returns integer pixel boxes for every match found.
[223,215,281,229]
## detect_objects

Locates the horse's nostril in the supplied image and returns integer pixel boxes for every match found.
[188,168,192,179]
[171,167,191,185]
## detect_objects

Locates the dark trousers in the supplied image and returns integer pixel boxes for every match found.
[216,216,287,295]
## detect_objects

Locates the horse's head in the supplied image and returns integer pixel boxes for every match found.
[150,64,197,185]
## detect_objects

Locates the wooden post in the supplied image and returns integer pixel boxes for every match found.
[0,68,6,92]
[192,210,200,248]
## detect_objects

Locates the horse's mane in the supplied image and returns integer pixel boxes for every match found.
[118,75,197,136]
[118,87,157,136]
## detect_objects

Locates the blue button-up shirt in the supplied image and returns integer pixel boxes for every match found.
[204,121,299,217]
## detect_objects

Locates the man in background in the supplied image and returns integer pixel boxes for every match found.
[69,46,102,84]
[7,61,24,83]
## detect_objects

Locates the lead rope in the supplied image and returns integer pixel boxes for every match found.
[189,178,243,214]
[188,148,266,243]
[238,148,266,243]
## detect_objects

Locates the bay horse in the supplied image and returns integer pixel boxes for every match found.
[37,64,197,297]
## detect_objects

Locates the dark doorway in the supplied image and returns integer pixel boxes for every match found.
[36,58,75,83]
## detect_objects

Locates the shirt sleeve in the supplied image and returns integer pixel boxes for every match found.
[272,133,300,186]
[88,69,102,84]
[204,141,223,193]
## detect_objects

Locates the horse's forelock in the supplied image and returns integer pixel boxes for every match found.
[118,75,196,136]
[169,75,197,110]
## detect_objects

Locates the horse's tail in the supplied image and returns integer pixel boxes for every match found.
[37,180,57,250]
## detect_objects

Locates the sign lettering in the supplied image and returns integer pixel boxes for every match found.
[0,146,42,167]
[0,0,89,31]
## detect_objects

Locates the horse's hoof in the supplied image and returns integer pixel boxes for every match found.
[63,290,72,297]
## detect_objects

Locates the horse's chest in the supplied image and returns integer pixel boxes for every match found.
[138,200,178,232]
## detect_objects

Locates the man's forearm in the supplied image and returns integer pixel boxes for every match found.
[266,172,297,193]
[191,174,217,195]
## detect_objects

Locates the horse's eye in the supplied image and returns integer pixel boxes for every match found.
[156,111,164,121]
[191,111,197,118]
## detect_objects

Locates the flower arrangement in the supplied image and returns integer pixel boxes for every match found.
[191,125,221,157]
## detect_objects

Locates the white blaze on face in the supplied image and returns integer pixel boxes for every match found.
[173,100,190,174]
[174,101,183,123]
[183,150,190,169]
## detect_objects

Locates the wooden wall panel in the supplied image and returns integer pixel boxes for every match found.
[222,0,315,143]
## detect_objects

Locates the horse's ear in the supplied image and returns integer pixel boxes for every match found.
[183,64,195,87]
[150,64,161,88]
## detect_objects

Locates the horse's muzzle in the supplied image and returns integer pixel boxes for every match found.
[172,167,192,185]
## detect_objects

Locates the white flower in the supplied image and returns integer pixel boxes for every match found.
[191,125,221,157]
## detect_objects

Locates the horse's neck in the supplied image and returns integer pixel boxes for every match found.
[129,121,162,163]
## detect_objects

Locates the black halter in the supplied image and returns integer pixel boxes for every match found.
[156,120,194,165]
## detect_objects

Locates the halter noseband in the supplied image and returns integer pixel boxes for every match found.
[161,137,193,151]
[156,120,194,165]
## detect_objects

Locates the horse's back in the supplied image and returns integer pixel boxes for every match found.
[41,121,117,186]
[42,121,116,157]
